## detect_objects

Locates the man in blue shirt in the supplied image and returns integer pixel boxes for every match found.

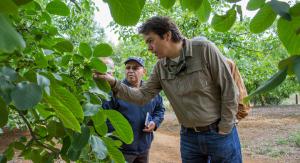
[102,57,165,163]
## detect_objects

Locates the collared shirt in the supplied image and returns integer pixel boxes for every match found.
[112,39,238,133]
[103,79,165,155]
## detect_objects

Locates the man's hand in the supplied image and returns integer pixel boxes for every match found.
[93,71,116,87]
[143,121,156,132]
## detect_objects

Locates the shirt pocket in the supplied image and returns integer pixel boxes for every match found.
[179,65,212,95]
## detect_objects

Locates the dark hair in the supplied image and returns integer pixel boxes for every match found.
[138,16,183,42]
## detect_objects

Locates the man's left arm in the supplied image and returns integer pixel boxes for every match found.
[206,42,238,134]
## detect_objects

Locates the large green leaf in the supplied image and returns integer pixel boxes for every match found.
[250,3,277,33]
[103,137,125,163]
[0,97,8,128]
[269,0,291,21]
[0,0,18,15]
[92,110,106,128]
[44,96,81,132]
[47,121,65,137]
[277,16,300,55]
[50,84,83,122]
[37,74,50,95]
[160,0,176,9]
[246,0,266,11]
[278,55,300,75]
[93,43,113,57]
[180,0,203,11]
[46,0,70,16]
[211,8,236,32]
[196,0,211,22]
[89,135,108,159]
[90,57,107,73]
[106,0,141,26]
[0,14,26,53]
[79,42,92,59]
[0,67,17,81]
[53,39,73,53]
[290,3,300,17]
[0,78,14,104]
[245,67,288,101]
[294,59,300,83]
[94,78,111,93]
[70,126,90,150]
[11,82,42,110]
[105,110,133,144]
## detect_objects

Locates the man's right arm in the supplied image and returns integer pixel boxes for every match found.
[96,63,162,106]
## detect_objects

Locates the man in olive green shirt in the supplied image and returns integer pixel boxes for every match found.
[94,16,242,163]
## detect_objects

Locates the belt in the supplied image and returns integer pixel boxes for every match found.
[183,120,219,133]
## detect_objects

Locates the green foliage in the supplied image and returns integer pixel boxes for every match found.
[46,0,70,16]
[250,3,276,33]
[211,7,236,32]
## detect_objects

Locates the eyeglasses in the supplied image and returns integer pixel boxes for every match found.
[125,66,143,71]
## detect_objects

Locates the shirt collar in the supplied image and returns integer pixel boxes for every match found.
[163,39,193,67]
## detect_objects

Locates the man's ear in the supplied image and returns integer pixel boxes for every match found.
[163,31,172,41]
[143,68,147,75]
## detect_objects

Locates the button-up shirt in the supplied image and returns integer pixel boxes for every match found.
[112,39,238,133]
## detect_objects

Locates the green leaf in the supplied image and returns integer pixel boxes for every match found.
[92,110,106,127]
[34,53,48,69]
[0,0,18,15]
[250,3,277,33]
[180,0,203,11]
[277,16,300,55]
[245,68,288,101]
[11,82,42,110]
[61,136,71,156]
[93,43,113,57]
[13,0,33,6]
[72,54,84,64]
[66,147,81,161]
[103,137,125,163]
[44,96,81,132]
[50,84,83,122]
[246,0,266,11]
[196,0,211,22]
[137,0,146,9]
[278,55,300,75]
[0,67,17,81]
[269,0,291,21]
[79,42,92,59]
[290,3,300,17]
[105,110,133,144]
[0,78,14,104]
[106,0,141,26]
[211,8,236,32]
[48,121,65,137]
[94,78,111,93]
[70,126,90,150]
[160,0,176,9]
[0,14,26,53]
[46,0,70,16]
[83,103,101,117]
[89,135,108,159]
[53,40,73,53]
[0,97,8,128]
[294,59,300,83]
[90,57,107,73]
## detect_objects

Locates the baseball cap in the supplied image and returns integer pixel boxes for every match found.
[124,57,144,67]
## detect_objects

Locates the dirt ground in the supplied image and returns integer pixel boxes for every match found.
[149,105,300,163]
[1,105,299,163]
